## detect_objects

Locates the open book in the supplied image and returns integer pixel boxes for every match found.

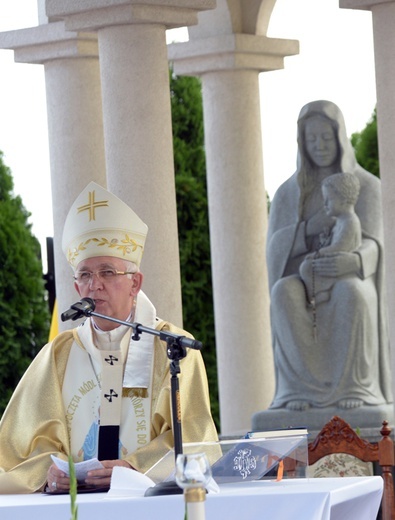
[245,427,308,439]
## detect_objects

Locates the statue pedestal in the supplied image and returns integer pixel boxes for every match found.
[251,404,394,443]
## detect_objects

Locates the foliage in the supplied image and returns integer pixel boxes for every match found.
[68,455,78,520]
[170,71,219,430]
[0,152,50,415]
[351,108,380,178]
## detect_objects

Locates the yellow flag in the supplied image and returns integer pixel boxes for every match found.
[49,300,59,342]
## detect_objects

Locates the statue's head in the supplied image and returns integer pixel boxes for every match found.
[296,100,357,175]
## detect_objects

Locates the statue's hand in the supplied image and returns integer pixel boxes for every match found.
[313,252,361,278]
[305,209,335,237]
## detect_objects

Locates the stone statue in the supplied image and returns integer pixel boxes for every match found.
[266,100,392,412]
[299,172,362,309]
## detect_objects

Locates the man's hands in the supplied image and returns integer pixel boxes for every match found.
[85,459,132,488]
[47,458,133,492]
[47,463,70,492]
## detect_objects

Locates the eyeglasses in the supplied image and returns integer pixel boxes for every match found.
[73,269,135,284]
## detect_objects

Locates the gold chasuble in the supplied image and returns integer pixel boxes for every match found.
[0,292,218,494]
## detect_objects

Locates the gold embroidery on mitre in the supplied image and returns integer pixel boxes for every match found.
[123,388,149,399]
[77,189,109,221]
[67,235,143,265]
[95,235,140,255]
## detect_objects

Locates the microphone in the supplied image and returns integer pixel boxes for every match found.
[61,297,96,322]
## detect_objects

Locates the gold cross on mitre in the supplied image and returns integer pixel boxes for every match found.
[77,189,109,221]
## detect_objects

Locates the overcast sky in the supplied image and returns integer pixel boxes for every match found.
[0,0,377,268]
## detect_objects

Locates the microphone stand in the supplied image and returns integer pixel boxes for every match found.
[71,305,202,496]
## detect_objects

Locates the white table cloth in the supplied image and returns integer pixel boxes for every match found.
[0,476,383,520]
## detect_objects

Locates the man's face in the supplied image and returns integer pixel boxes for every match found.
[74,256,143,331]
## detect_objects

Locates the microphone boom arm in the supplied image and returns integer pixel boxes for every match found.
[61,298,202,351]
[83,308,203,351]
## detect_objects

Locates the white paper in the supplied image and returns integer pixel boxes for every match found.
[108,466,156,497]
[51,455,104,482]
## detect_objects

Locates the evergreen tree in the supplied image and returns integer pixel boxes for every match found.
[351,108,380,178]
[170,71,219,429]
[0,152,50,415]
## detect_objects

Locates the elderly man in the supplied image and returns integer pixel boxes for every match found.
[0,182,217,493]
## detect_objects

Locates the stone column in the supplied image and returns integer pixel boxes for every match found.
[340,0,395,411]
[169,34,299,434]
[0,22,106,323]
[97,23,182,325]
[45,1,216,327]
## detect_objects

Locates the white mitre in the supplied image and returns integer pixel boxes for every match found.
[62,181,148,269]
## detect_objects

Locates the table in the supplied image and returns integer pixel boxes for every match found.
[0,476,383,520]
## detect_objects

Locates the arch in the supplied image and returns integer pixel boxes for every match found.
[188,0,278,39]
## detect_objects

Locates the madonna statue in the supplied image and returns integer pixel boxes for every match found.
[267,100,392,412]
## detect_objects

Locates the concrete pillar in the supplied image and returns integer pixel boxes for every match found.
[340,0,395,413]
[97,23,182,325]
[169,33,299,434]
[45,0,216,328]
[0,22,106,325]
